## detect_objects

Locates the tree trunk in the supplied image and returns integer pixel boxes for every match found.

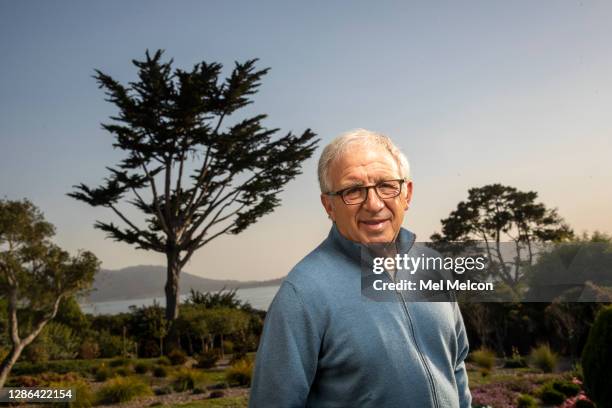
[165,250,181,321]
[220,333,225,360]
[0,344,25,388]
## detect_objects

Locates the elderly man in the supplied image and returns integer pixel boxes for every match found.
[249,129,471,407]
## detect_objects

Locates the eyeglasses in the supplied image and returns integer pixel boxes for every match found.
[326,179,406,205]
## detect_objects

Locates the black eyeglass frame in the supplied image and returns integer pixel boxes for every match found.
[325,178,407,205]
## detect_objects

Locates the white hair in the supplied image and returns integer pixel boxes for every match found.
[317,129,411,193]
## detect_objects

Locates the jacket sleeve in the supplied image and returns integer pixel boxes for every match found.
[248,281,321,408]
[453,302,472,408]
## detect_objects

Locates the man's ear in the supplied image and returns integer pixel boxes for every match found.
[403,180,413,210]
[320,194,335,221]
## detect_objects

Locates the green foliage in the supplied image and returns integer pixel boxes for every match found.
[188,288,249,310]
[24,342,49,364]
[0,199,99,360]
[575,400,596,408]
[153,365,168,378]
[196,351,219,369]
[95,376,152,404]
[69,50,318,322]
[94,364,114,382]
[97,330,129,358]
[582,305,612,408]
[38,322,80,360]
[168,348,188,365]
[226,358,253,386]
[529,344,558,373]
[504,349,528,368]
[157,356,171,366]
[48,378,94,408]
[109,356,131,367]
[11,359,100,377]
[470,347,496,370]
[516,394,537,408]
[172,368,208,392]
[538,382,566,405]
[78,339,100,359]
[134,361,150,374]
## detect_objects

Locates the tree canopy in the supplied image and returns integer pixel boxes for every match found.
[69,50,318,320]
[0,199,99,387]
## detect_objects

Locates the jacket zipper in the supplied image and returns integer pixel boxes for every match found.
[385,270,440,408]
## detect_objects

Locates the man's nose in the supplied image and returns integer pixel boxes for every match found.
[362,187,385,212]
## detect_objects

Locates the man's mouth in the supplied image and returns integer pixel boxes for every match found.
[359,219,389,231]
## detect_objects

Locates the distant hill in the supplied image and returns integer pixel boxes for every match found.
[87,265,284,302]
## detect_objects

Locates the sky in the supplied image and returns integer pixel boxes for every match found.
[1,1,611,281]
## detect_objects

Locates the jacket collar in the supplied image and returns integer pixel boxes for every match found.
[328,222,417,264]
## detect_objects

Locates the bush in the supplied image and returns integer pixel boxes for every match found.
[516,394,537,408]
[109,356,131,367]
[115,366,133,377]
[551,379,580,397]
[504,348,527,368]
[95,376,152,404]
[78,339,100,360]
[222,340,234,354]
[226,358,253,387]
[470,347,495,370]
[97,331,124,358]
[48,379,94,408]
[153,365,168,378]
[168,349,188,365]
[24,343,49,364]
[209,390,225,398]
[196,350,220,369]
[582,305,612,408]
[172,368,208,392]
[134,361,150,374]
[154,386,173,396]
[539,382,566,405]
[575,400,596,408]
[529,344,558,373]
[157,356,171,366]
[94,364,113,382]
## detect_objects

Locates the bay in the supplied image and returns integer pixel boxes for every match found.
[79,285,281,315]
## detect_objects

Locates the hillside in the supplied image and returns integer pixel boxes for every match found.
[87,265,283,302]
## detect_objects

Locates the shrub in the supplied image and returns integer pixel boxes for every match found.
[529,344,558,373]
[222,340,234,354]
[516,394,537,408]
[551,379,580,397]
[153,365,168,378]
[95,376,152,404]
[97,331,124,358]
[157,356,171,366]
[196,350,219,369]
[115,366,133,377]
[538,382,566,405]
[226,358,253,387]
[134,361,150,374]
[109,356,131,367]
[48,379,94,408]
[172,368,208,392]
[582,305,612,408]
[470,347,495,370]
[504,348,527,368]
[78,339,100,360]
[575,400,596,408]
[24,343,49,364]
[154,386,173,396]
[209,390,225,398]
[168,349,188,365]
[94,364,113,382]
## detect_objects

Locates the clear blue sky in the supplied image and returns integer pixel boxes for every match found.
[1,1,611,280]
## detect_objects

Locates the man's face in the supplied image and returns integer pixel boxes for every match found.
[320,144,413,244]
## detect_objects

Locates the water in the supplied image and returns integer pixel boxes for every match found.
[79,285,281,315]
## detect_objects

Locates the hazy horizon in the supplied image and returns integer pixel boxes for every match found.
[2,1,611,280]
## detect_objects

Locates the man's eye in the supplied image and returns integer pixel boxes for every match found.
[343,187,362,197]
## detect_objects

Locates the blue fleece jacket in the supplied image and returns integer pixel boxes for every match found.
[249,225,472,408]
